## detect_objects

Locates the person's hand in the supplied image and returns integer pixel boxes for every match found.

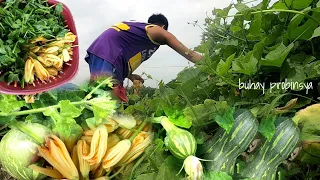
[128,74,144,84]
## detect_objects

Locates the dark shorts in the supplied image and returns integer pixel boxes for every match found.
[85,52,124,85]
[85,53,116,78]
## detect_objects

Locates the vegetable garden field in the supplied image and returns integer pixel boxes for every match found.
[1,0,320,179]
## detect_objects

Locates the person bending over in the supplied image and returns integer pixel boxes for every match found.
[85,13,203,102]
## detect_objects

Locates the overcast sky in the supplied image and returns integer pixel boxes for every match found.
[58,0,235,87]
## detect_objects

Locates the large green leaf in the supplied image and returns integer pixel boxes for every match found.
[216,53,236,76]
[248,13,262,38]
[288,10,320,41]
[285,0,313,10]
[309,26,320,39]
[260,43,294,67]
[232,52,258,75]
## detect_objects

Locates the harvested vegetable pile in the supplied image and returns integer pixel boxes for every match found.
[0,78,153,180]
[0,0,76,88]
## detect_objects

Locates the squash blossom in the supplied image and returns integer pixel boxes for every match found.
[117,132,153,165]
[77,140,91,178]
[102,139,131,171]
[46,67,59,76]
[24,57,35,84]
[81,135,93,144]
[30,46,40,53]
[104,119,119,133]
[31,135,79,179]
[115,127,133,139]
[34,59,50,82]
[62,48,71,62]
[30,36,48,44]
[183,156,203,180]
[83,124,108,165]
[54,54,64,69]
[44,54,61,63]
[63,32,77,42]
[36,56,52,67]
[44,46,60,54]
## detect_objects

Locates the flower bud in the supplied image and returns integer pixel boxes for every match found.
[24,57,35,84]
[44,46,60,54]
[34,60,50,82]
[35,135,79,179]
[102,139,131,171]
[30,36,48,44]
[30,46,40,53]
[77,140,90,178]
[46,67,59,76]
[115,128,132,139]
[62,48,71,62]
[118,132,153,165]
[83,125,108,165]
[183,156,203,180]
[64,32,77,42]
[104,119,119,133]
[37,56,53,67]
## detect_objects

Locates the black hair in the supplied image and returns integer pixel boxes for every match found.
[148,13,168,30]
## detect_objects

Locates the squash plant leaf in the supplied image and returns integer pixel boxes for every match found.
[260,43,294,67]
[214,106,235,133]
[216,53,236,76]
[258,115,276,142]
[204,171,233,180]
[310,26,320,40]
[232,51,258,75]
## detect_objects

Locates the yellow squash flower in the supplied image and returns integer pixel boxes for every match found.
[104,119,119,133]
[32,135,79,179]
[77,140,91,178]
[34,60,50,82]
[115,127,132,139]
[46,67,59,76]
[83,124,108,165]
[118,132,153,165]
[102,139,131,171]
[24,57,35,84]
[62,48,71,62]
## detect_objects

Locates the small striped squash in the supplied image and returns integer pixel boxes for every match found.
[159,116,197,159]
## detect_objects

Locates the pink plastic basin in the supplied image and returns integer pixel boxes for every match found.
[0,0,79,95]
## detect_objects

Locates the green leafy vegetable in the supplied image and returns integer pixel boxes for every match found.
[0,1,70,86]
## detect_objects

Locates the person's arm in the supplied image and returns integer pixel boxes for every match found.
[147,26,203,63]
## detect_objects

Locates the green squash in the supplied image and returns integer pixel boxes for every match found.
[238,117,300,180]
[199,109,259,175]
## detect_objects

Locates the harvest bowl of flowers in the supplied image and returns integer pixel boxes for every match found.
[0,0,79,95]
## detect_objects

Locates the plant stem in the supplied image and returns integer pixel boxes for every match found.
[129,119,148,142]
[10,121,43,144]
[130,153,148,180]
[0,101,88,117]
[109,165,126,179]
[84,78,113,100]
